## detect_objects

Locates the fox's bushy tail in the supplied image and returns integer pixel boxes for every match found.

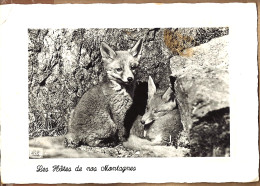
[123,135,189,157]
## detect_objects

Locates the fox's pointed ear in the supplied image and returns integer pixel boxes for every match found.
[100,42,117,59]
[162,87,174,102]
[148,76,156,100]
[130,39,143,58]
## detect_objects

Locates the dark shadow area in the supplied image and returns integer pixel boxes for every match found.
[124,81,148,139]
[189,107,230,157]
[169,75,177,93]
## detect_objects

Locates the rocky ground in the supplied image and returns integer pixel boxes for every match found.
[78,144,152,158]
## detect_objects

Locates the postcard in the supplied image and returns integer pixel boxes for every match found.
[0,3,258,183]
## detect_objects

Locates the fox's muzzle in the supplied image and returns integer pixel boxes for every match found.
[140,118,154,125]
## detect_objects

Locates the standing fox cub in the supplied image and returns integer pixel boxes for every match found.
[30,39,143,156]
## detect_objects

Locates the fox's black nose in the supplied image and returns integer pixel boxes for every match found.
[127,77,133,82]
[140,120,145,125]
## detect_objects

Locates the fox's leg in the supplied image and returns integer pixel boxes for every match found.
[117,123,127,142]
[82,113,118,147]
[110,115,127,142]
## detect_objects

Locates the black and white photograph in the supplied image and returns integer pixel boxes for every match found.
[28,27,230,158]
[1,3,258,183]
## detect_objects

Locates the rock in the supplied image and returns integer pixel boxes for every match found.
[170,35,230,156]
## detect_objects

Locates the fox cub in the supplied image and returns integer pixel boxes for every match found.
[30,39,143,154]
[65,39,143,147]
[128,76,183,146]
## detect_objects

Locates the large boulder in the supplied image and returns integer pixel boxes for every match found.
[170,35,230,156]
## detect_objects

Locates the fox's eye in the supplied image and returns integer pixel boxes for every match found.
[131,66,137,70]
[154,109,162,113]
[116,68,123,72]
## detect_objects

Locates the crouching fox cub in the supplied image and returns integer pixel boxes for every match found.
[140,76,183,146]
[124,76,185,157]
[29,39,143,157]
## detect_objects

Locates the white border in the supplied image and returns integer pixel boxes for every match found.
[0,3,258,183]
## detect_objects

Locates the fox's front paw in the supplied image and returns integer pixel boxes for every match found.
[64,137,80,148]
[118,134,127,142]
[117,128,127,142]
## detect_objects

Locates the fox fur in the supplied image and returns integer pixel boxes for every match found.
[66,39,143,147]
[123,76,186,157]
[29,39,143,157]
[141,76,183,145]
